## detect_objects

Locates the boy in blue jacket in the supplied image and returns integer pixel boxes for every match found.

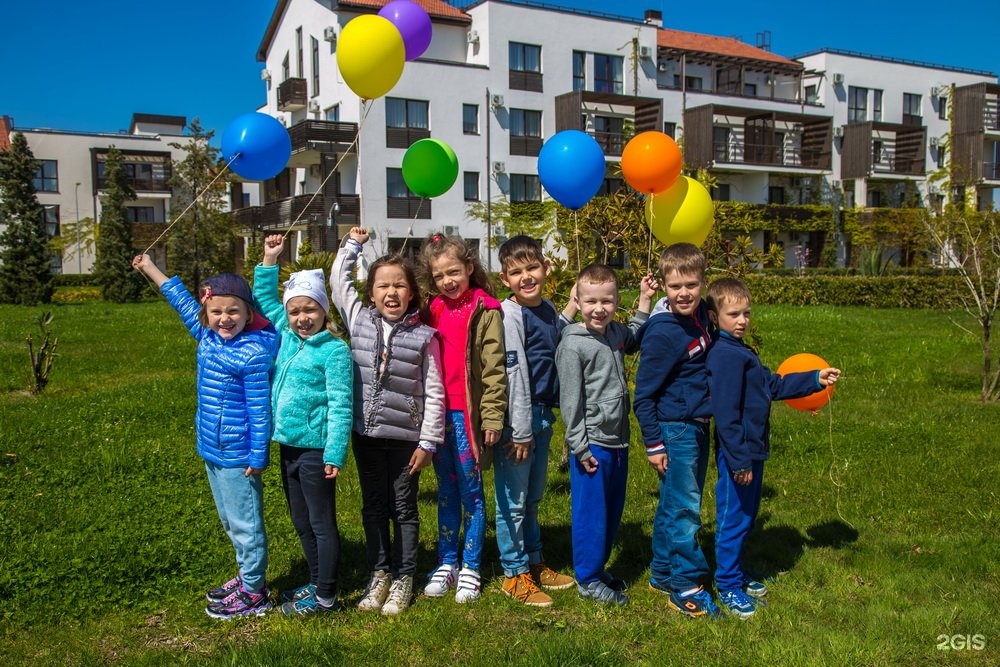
[705,278,840,618]
[633,243,716,617]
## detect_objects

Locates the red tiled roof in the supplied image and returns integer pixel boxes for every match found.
[657,28,800,68]
[0,116,12,152]
[338,0,469,22]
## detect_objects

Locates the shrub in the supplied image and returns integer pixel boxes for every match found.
[741,274,964,308]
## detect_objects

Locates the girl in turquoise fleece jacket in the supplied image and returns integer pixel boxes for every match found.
[254,234,353,615]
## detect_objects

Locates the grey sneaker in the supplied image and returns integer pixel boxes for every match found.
[381,575,413,616]
[578,579,629,606]
[357,570,392,611]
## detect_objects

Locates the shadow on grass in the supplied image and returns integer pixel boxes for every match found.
[743,515,859,580]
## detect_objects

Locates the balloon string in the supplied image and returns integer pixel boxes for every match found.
[824,397,855,531]
[573,210,581,273]
[142,153,239,255]
[646,193,655,274]
[396,197,425,255]
[280,101,373,240]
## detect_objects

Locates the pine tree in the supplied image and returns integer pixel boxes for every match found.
[93,146,145,302]
[167,119,235,289]
[0,133,53,304]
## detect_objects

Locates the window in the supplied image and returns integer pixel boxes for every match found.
[126,206,156,223]
[296,27,303,77]
[242,192,251,208]
[713,126,730,162]
[386,168,430,218]
[510,174,541,202]
[385,97,430,148]
[674,74,704,91]
[311,36,320,96]
[873,140,884,164]
[463,104,479,134]
[873,89,883,121]
[509,42,542,92]
[594,54,623,94]
[33,160,58,192]
[936,144,946,170]
[572,51,586,91]
[663,122,676,138]
[938,96,948,120]
[848,86,868,122]
[712,183,731,201]
[325,105,340,122]
[43,205,61,272]
[593,115,624,155]
[805,84,818,104]
[282,52,289,81]
[464,171,480,201]
[903,93,922,126]
[743,83,757,97]
[867,189,882,207]
[768,186,785,205]
[509,109,542,156]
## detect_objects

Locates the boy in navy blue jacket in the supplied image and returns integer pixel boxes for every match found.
[633,243,717,617]
[706,278,840,618]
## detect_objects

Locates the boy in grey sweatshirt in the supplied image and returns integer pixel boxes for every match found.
[556,264,654,606]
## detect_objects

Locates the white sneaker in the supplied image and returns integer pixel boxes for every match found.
[455,568,481,604]
[423,563,458,597]
[381,575,413,616]
[357,570,391,611]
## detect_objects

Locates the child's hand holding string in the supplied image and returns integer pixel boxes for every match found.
[262,235,284,266]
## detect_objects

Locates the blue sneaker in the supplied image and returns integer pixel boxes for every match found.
[648,578,671,596]
[578,580,629,606]
[719,589,761,619]
[743,577,768,598]
[279,582,316,604]
[668,586,720,618]
[599,571,627,593]
[280,593,337,616]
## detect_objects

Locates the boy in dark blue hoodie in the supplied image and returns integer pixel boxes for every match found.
[633,243,717,617]
[705,278,839,618]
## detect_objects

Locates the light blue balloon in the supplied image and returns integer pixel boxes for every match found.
[537,130,606,210]
[221,112,291,181]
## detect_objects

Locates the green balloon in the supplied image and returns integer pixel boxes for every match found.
[402,138,459,198]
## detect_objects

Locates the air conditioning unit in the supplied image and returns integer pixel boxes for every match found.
[467,29,480,44]
[833,126,844,138]
[443,225,459,236]
[323,26,338,43]
[832,72,844,85]
[491,161,506,173]
[930,136,940,147]
[260,69,272,81]
[308,100,320,113]
[930,85,948,98]
[638,45,653,60]
[490,93,504,109]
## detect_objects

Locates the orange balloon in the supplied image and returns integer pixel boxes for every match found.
[621,131,682,194]
[776,353,834,412]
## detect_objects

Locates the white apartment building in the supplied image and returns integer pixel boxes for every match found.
[1,114,196,274]
[243,0,998,268]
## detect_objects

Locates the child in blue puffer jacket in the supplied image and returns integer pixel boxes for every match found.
[132,254,279,620]
[254,234,353,616]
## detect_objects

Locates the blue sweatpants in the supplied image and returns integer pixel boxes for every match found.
[570,444,628,585]
[714,447,765,592]
[432,410,486,571]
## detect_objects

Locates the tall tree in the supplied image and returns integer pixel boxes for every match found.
[0,132,53,304]
[93,147,145,302]
[166,119,235,289]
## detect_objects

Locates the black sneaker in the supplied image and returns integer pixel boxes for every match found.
[206,575,241,602]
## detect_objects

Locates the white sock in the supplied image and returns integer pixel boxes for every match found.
[680,586,701,597]
[316,594,336,607]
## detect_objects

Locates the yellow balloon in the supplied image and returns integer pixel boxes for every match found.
[337,15,405,100]
[645,176,715,247]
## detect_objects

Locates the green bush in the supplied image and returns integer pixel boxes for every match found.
[741,274,965,307]
[52,274,100,287]
[51,287,102,304]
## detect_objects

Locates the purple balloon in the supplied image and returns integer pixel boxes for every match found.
[378,0,432,61]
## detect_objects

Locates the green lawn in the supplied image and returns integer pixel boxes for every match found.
[1,300,997,666]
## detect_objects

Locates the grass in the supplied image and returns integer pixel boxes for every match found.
[1,300,998,666]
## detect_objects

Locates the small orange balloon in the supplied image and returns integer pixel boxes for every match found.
[776,353,834,412]
[621,131,682,194]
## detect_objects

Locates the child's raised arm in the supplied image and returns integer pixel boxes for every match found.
[132,254,168,287]
[637,273,658,314]
[262,234,285,267]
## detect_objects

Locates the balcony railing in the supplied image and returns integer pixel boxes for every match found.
[388,197,431,219]
[289,120,360,153]
[712,141,825,168]
[386,126,431,149]
[592,131,625,156]
[509,135,543,156]
[235,194,327,233]
[97,177,171,192]
[985,162,1000,180]
[277,78,308,111]
[509,70,543,92]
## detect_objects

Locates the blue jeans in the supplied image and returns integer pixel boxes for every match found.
[570,444,628,585]
[432,410,486,571]
[649,420,710,592]
[715,448,764,592]
[494,405,554,577]
[204,461,268,593]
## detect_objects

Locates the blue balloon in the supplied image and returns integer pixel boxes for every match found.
[221,112,291,181]
[537,130,606,210]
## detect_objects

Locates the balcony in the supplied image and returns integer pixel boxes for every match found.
[841,122,926,179]
[509,135,543,157]
[234,194,327,234]
[388,197,431,219]
[286,120,359,168]
[592,131,626,157]
[554,91,662,139]
[684,104,832,171]
[277,78,308,112]
[97,176,171,193]
[952,82,1000,182]
[509,70,543,93]
[386,126,431,149]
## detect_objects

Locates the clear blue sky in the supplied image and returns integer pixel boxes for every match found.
[2,0,997,139]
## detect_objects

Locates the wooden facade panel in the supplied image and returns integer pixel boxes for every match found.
[841,122,872,179]
[682,105,714,169]
[554,92,584,132]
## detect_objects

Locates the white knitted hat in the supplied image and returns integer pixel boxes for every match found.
[283,268,329,313]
